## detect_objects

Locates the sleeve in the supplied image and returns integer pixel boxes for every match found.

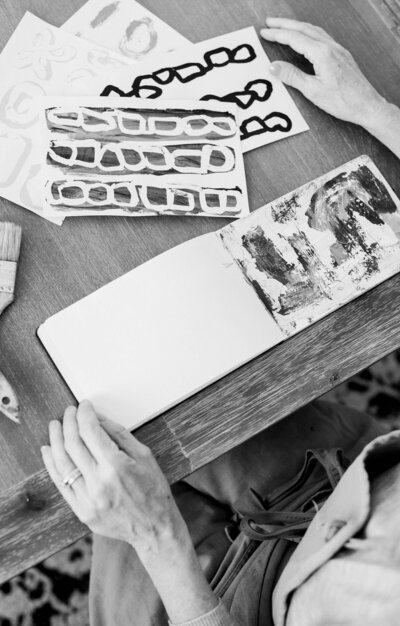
[168,600,237,626]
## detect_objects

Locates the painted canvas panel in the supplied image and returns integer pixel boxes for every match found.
[0,12,130,224]
[42,97,249,218]
[220,155,400,335]
[63,0,189,60]
[88,27,309,152]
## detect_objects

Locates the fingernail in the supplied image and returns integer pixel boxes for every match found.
[41,445,49,455]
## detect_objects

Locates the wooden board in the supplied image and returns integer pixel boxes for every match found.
[0,0,399,583]
[367,0,400,42]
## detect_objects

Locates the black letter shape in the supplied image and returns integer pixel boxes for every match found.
[203,47,232,69]
[130,74,164,98]
[229,44,257,64]
[240,112,292,139]
[101,84,130,96]
[201,91,256,110]
[152,67,176,84]
[245,79,273,102]
[174,62,208,83]
[263,112,292,132]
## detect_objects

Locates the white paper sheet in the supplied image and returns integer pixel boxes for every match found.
[37,156,400,430]
[41,96,249,218]
[62,0,190,60]
[0,12,130,224]
[87,27,309,153]
[38,232,284,429]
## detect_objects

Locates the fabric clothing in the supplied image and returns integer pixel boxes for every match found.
[168,601,233,626]
[89,401,387,626]
[273,427,400,626]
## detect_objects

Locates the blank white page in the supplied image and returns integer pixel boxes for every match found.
[38,233,284,429]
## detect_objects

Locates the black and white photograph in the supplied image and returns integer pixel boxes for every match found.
[0,1,399,625]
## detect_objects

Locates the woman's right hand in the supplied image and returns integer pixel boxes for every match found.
[260,17,388,129]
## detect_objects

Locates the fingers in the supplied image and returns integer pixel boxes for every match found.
[260,27,323,63]
[49,419,84,493]
[98,413,150,458]
[63,406,97,478]
[269,61,313,93]
[76,400,119,462]
[265,17,334,42]
[41,444,78,509]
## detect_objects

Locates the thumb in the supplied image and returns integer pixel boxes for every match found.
[270,61,311,92]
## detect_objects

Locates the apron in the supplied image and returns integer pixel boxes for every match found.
[89,401,387,626]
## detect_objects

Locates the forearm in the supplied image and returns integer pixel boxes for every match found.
[137,528,224,625]
[363,99,400,159]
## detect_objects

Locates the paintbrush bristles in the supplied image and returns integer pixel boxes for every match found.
[0,222,22,262]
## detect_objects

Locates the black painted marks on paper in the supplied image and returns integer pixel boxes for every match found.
[353,165,397,215]
[101,43,257,97]
[241,225,325,315]
[306,167,390,274]
[100,43,295,142]
[220,160,398,330]
[202,79,273,110]
[242,225,294,284]
[49,179,243,216]
[240,112,292,140]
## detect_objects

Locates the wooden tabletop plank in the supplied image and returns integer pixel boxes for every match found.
[1,271,400,583]
[366,0,400,43]
[0,0,399,582]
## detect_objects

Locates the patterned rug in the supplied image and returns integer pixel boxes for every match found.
[1,350,400,625]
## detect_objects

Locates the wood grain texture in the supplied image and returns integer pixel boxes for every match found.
[0,0,399,582]
[366,0,400,42]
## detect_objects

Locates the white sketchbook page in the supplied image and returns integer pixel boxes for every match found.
[0,12,130,224]
[62,0,190,60]
[87,27,309,153]
[220,155,400,337]
[38,232,284,430]
[40,96,249,219]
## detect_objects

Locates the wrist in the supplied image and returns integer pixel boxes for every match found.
[360,94,393,134]
[136,524,219,624]
[134,512,194,567]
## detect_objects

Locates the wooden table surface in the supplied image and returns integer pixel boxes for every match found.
[0,0,399,584]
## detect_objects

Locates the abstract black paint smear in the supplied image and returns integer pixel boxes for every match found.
[241,225,327,316]
[306,165,395,274]
[220,160,399,327]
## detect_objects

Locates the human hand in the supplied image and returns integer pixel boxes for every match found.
[260,17,387,129]
[41,401,188,561]
[42,401,219,623]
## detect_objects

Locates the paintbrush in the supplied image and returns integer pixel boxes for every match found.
[0,221,22,423]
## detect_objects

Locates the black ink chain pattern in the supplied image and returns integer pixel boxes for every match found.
[101,44,293,141]
[101,44,257,98]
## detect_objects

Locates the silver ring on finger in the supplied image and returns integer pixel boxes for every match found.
[62,467,83,489]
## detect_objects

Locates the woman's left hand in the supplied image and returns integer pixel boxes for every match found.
[41,400,187,561]
[42,400,220,624]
